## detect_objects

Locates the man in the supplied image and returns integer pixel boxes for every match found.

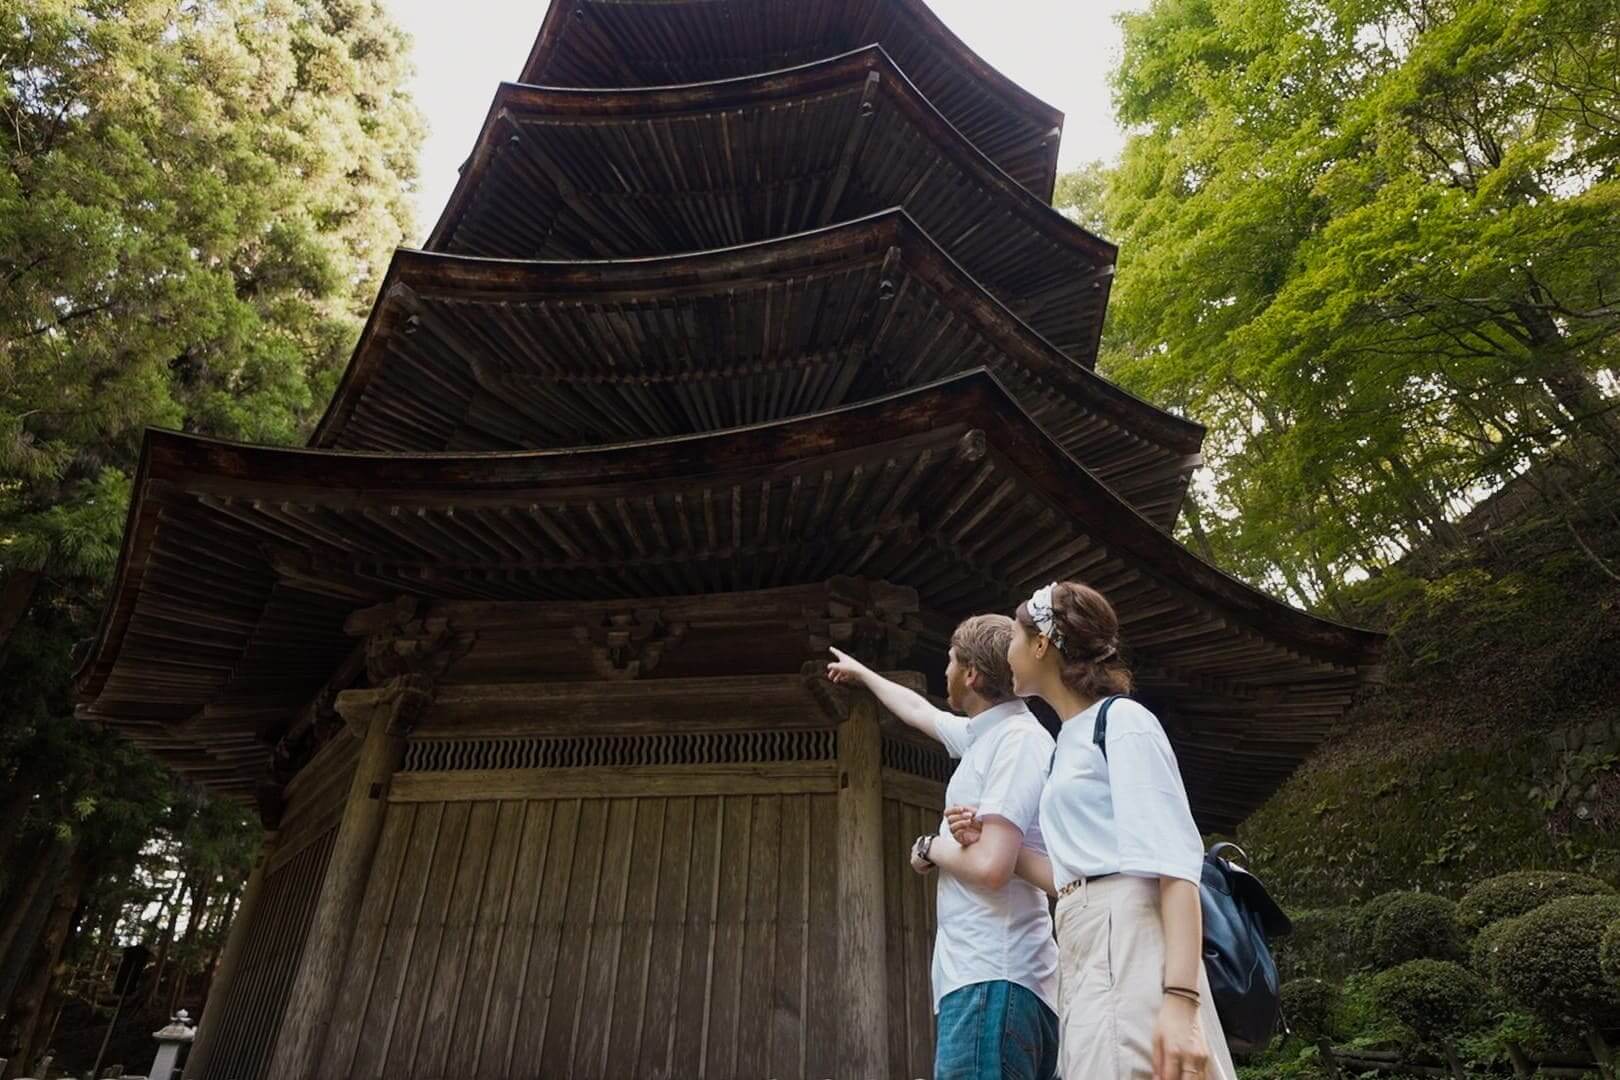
[826,615,1058,1080]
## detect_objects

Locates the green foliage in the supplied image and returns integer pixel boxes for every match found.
[1280,978,1337,1041]
[1492,894,1620,1025]
[1601,919,1620,989]
[1274,908,1356,982]
[1371,959,1488,1043]
[1469,916,1522,983]
[1366,892,1463,967]
[1095,0,1620,600]
[1458,870,1614,934]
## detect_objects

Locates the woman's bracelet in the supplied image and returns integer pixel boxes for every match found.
[1163,985,1201,1005]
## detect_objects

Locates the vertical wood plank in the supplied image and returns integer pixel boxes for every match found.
[882,797,911,1072]
[736,794,780,1077]
[572,797,637,1076]
[804,793,841,1080]
[670,795,721,1073]
[415,799,497,1078]
[508,798,578,1075]
[384,799,472,1077]
[266,706,406,1080]
[607,797,666,1078]
[454,800,528,1075]
[768,794,808,1079]
[836,692,889,1076]
[538,798,607,1075]
[637,796,693,1076]
[480,800,552,1079]
[349,801,444,1078]
[905,803,938,1075]
[705,795,753,1074]
[321,803,417,1077]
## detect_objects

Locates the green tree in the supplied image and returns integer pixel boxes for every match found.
[0,1,420,1069]
[1094,0,1620,603]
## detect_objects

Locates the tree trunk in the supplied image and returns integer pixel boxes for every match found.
[1,858,86,1080]
[1384,452,1466,551]
[197,887,240,1001]
[0,778,39,878]
[0,570,40,664]
[1504,1040,1533,1079]
[143,876,191,1010]
[166,873,208,1015]
[1439,1037,1468,1080]
[1587,1027,1616,1080]
[0,837,71,1010]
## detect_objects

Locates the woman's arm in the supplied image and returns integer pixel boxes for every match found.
[944,805,1056,896]
[1152,876,1210,1080]
[1014,847,1057,897]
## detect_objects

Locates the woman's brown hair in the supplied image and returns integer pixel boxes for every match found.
[1016,581,1134,699]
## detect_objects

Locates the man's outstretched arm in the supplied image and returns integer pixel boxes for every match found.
[825,646,946,742]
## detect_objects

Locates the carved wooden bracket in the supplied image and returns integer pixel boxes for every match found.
[334,673,436,739]
[346,596,475,684]
[572,608,688,681]
[801,576,920,669]
[800,663,927,723]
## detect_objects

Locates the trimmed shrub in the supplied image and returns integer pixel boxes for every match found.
[1280,978,1338,1042]
[1602,917,1620,989]
[1349,891,1408,957]
[1371,958,1488,1042]
[1457,870,1614,934]
[1469,915,1523,982]
[1274,908,1356,982]
[1493,894,1620,1025]
[1367,891,1463,967]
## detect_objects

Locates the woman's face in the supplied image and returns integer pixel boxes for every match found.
[1007,619,1046,699]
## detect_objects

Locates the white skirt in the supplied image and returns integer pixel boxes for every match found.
[1053,875,1238,1080]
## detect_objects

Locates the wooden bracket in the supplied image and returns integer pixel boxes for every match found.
[801,576,920,669]
[572,607,688,680]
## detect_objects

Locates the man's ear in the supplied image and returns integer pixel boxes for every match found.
[964,667,984,696]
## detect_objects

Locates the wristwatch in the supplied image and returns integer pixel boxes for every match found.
[913,834,935,866]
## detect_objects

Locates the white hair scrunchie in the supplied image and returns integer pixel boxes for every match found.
[1026,583,1063,650]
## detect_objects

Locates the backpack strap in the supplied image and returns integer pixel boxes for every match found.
[1092,695,1126,760]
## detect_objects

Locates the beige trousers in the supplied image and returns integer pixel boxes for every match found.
[1053,875,1238,1080]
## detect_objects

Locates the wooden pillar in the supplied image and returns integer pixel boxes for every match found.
[836,689,889,1078]
[263,680,416,1080]
[184,831,276,1080]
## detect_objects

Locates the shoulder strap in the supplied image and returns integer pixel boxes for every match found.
[1092,695,1125,760]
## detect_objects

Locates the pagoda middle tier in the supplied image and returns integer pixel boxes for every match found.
[430,48,1114,365]
[317,212,1201,527]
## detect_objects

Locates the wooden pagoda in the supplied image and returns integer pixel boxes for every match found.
[75,3,1384,1078]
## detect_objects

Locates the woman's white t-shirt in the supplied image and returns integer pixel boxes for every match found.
[1040,696,1204,890]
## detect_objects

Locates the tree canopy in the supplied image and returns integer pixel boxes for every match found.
[1094,0,1620,605]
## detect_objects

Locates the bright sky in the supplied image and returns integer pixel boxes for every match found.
[382,0,1147,244]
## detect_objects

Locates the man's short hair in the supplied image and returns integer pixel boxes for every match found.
[950,614,1016,702]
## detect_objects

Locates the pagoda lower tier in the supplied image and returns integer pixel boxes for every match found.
[77,372,1382,1080]
[520,0,1067,200]
[431,47,1114,364]
[317,211,1201,526]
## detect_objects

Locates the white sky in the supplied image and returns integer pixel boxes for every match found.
[382,0,1146,244]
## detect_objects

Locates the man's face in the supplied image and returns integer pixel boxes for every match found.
[945,646,973,712]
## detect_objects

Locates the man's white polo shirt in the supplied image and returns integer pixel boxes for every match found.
[930,699,1059,1014]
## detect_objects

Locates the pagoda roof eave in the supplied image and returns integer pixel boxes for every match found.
[423,47,1112,361]
[519,0,1065,200]
[78,370,1380,706]
[312,210,1201,523]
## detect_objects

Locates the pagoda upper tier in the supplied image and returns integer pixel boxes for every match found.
[76,373,1382,830]
[429,48,1114,365]
[519,0,1065,201]
[316,212,1201,527]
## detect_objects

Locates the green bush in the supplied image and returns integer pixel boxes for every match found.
[1493,894,1620,1025]
[1469,916,1522,982]
[1349,891,1406,956]
[1332,972,1409,1049]
[1367,891,1463,967]
[1602,918,1620,989]
[1280,978,1338,1041]
[1371,959,1488,1043]
[1457,870,1614,934]
[1274,908,1356,982]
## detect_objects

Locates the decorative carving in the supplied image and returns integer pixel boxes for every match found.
[572,608,687,680]
[346,596,475,684]
[801,576,920,669]
[334,673,435,738]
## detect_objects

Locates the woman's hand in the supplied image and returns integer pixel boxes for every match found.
[944,804,982,846]
[1152,994,1209,1080]
[825,646,869,685]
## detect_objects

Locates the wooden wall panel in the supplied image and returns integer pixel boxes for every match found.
[884,796,943,1080]
[325,788,838,1079]
[200,829,335,1080]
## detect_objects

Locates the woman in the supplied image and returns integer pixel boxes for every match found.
[945,581,1235,1080]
